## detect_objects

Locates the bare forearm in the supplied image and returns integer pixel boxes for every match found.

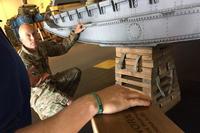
[15,85,150,133]
[16,95,98,133]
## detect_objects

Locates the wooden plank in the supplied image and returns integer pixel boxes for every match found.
[116,58,154,68]
[125,65,152,75]
[153,81,179,94]
[153,84,180,101]
[115,81,122,85]
[115,69,152,80]
[157,92,181,112]
[142,87,152,97]
[115,77,151,88]
[120,86,146,94]
[116,47,153,55]
[157,91,180,107]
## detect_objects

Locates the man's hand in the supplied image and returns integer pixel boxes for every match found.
[96,84,151,114]
[74,23,85,34]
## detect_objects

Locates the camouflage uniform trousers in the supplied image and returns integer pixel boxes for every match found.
[30,67,81,120]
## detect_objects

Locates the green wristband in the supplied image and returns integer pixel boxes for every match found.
[91,92,103,114]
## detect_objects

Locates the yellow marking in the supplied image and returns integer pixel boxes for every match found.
[94,59,115,69]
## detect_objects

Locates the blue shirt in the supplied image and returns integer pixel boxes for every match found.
[0,28,32,132]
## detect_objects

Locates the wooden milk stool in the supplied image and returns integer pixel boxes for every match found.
[115,45,181,112]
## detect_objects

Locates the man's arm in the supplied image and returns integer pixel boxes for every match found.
[45,24,85,57]
[16,85,150,133]
[26,66,50,87]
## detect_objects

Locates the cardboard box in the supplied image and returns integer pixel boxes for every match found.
[92,105,183,133]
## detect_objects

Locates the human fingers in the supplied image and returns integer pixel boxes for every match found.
[79,23,86,30]
[127,98,151,107]
[126,89,151,101]
[27,65,37,75]
[66,98,73,106]
[74,24,85,33]
[41,73,50,81]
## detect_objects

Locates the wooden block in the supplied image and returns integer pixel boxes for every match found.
[116,52,153,61]
[125,65,152,75]
[92,105,184,133]
[115,68,152,80]
[115,45,181,112]
[116,58,154,68]
[115,76,151,89]
[116,47,153,55]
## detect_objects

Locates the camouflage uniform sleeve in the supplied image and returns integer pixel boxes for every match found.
[20,56,40,76]
[21,58,32,69]
[18,51,32,70]
[45,31,79,57]
[18,51,41,76]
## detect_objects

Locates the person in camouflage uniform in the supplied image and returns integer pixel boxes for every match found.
[18,23,85,120]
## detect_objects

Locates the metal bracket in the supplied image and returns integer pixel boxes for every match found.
[117,53,126,69]
[58,14,65,22]
[66,11,73,21]
[97,3,104,15]
[51,15,58,23]
[150,0,159,4]
[76,9,82,19]
[134,55,141,72]
[115,3,119,11]
[167,63,175,94]
[128,0,132,8]
[128,0,138,8]
[111,0,118,12]
[85,6,92,17]
[133,0,138,8]
[155,76,166,97]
